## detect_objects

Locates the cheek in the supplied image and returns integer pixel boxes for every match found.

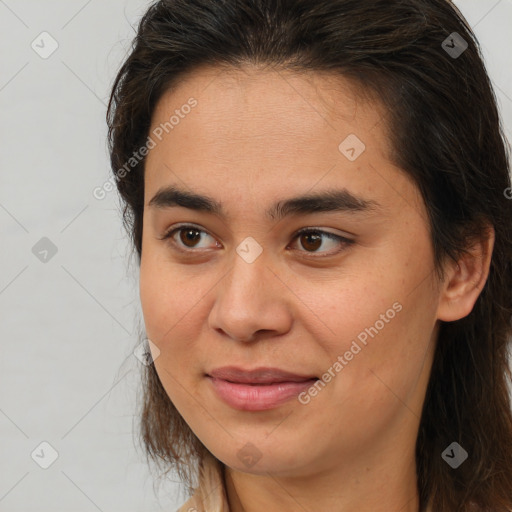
[139,253,196,338]
[306,254,437,396]
[139,259,205,415]
[139,259,167,341]
[299,268,401,355]
[139,254,214,379]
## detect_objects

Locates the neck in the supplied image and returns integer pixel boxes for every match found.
[223,448,421,512]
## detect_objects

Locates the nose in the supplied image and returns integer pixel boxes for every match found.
[208,249,293,343]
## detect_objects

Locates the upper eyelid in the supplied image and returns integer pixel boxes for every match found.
[160,223,350,241]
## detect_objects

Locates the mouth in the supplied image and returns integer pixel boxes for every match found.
[211,377,319,385]
[206,366,319,385]
[205,367,319,411]
[206,376,319,411]
[221,380,315,385]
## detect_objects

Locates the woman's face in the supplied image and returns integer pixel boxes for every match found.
[140,65,443,478]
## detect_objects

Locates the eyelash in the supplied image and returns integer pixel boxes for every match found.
[158,224,354,258]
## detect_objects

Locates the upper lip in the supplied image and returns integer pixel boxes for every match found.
[207,366,318,384]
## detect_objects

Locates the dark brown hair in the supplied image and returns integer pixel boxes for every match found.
[106,0,512,510]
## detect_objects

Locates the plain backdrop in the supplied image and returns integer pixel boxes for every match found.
[1,1,511,511]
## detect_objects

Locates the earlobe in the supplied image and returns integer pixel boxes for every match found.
[436,225,495,322]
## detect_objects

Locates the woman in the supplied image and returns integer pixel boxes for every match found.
[106,0,512,510]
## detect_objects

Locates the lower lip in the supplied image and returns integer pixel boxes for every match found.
[207,376,318,411]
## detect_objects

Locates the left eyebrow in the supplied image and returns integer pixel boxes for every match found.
[148,185,384,221]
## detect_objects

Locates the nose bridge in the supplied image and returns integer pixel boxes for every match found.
[208,240,289,341]
[224,241,271,308]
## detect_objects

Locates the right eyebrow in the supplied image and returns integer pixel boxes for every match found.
[148,185,384,221]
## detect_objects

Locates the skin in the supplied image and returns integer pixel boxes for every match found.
[139,65,494,512]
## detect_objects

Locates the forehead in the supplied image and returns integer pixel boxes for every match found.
[146,65,389,164]
[143,65,423,219]
[154,64,369,115]
[149,64,384,143]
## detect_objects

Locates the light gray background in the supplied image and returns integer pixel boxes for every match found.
[1,1,511,511]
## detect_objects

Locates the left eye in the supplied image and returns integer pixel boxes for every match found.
[159,225,353,256]
[290,228,353,255]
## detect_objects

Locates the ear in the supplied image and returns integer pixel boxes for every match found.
[436,224,495,322]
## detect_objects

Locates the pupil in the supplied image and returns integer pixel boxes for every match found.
[302,233,321,252]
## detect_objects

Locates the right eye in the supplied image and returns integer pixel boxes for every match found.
[159,224,220,252]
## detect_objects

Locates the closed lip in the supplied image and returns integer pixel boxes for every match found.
[207,366,319,384]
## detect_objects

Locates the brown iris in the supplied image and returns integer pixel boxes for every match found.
[179,228,202,248]
[299,232,322,252]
